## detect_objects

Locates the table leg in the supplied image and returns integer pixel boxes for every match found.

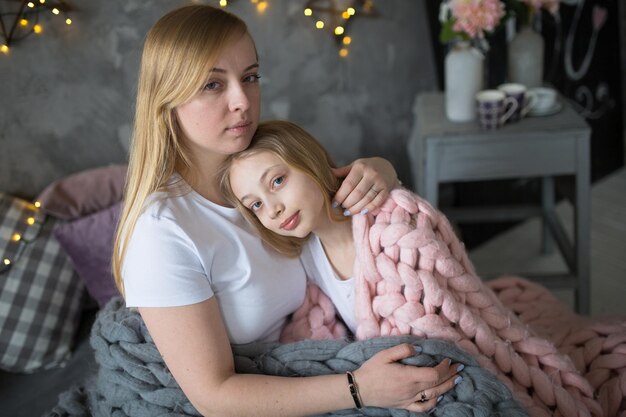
[425,144,439,207]
[541,176,555,255]
[575,133,591,314]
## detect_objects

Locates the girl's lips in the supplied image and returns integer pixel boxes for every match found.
[280,211,300,231]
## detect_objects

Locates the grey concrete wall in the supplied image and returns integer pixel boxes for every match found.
[0,0,436,199]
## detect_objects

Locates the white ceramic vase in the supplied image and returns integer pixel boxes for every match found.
[507,25,544,88]
[444,41,484,122]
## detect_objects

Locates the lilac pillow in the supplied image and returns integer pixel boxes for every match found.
[37,165,127,220]
[53,202,122,308]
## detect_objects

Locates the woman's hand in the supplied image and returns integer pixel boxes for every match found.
[332,157,399,216]
[353,343,462,413]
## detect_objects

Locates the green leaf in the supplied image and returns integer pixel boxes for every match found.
[439,19,457,44]
[439,18,471,44]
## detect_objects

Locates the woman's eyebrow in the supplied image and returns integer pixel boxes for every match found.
[211,63,259,74]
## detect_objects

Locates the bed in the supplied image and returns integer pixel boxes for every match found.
[0,165,624,417]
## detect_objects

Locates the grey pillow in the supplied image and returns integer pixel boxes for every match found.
[0,193,84,373]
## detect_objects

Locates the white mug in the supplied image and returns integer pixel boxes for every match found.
[529,87,558,113]
[497,83,537,122]
[475,90,518,129]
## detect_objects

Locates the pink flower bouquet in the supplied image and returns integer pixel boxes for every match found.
[439,0,506,43]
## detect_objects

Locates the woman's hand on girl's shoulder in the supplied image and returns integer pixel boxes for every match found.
[331,157,399,216]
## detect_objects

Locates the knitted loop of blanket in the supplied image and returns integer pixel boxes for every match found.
[47,297,528,417]
[343,188,625,417]
[488,276,626,417]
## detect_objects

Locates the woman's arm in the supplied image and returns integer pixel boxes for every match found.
[140,297,460,417]
[332,157,399,215]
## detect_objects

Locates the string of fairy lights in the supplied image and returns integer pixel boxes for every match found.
[1,0,377,57]
[214,0,377,58]
[302,0,376,57]
[0,0,73,55]
[0,200,44,275]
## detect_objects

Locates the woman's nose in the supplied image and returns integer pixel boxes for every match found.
[228,83,250,113]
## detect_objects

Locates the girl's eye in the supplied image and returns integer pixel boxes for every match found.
[204,81,221,91]
[250,201,262,211]
[272,176,284,188]
[244,73,261,83]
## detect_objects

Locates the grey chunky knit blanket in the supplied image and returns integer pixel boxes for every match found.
[47,297,528,417]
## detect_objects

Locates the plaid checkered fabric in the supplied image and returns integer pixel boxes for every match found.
[0,193,84,373]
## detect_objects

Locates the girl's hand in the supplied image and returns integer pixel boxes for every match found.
[331,157,399,216]
[353,343,461,413]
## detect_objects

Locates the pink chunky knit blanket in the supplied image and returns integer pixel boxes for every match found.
[281,188,626,417]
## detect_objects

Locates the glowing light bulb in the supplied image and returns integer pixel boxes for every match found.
[304,8,312,16]
[342,36,352,45]
[33,24,42,34]
[65,18,72,25]
[12,233,21,242]
[39,0,45,4]
[342,11,350,19]
[219,0,227,7]
[339,48,349,58]
[315,20,324,29]
[347,7,355,15]
[27,2,34,7]
[52,7,59,15]
[20,19,28,26]
[27,217,35,225]
[256,1,268,12]
[1,45,9,54]
[3,259,10,266]
[334,26,344,35]
[34,201,41,208]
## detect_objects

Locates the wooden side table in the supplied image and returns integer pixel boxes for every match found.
[407,92,591,313]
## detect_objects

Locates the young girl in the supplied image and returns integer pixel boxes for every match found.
[219,120,386,333]
[221,121,603,417]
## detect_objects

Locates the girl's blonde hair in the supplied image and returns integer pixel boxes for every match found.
[113,5,250,295]
[219,120,347,258]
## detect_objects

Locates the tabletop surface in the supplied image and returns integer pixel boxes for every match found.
[416,92,590,138]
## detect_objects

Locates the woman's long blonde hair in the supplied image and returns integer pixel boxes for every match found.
[112,5,250,295]
[219,120,347,258]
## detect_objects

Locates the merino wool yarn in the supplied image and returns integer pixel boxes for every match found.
[48,298,528,417]
[488,276,626,417]
[284,188,626,417]
[349,188,601,417]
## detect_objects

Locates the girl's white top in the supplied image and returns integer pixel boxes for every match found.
[299,234,357,332]
[123,175,307,344]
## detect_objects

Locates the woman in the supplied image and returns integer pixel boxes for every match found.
[113,5,459,416]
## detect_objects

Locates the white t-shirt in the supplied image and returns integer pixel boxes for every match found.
[123,175,307,344]
[299,234,357,333]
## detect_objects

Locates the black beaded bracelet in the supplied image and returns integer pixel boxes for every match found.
[346,371,363,409]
